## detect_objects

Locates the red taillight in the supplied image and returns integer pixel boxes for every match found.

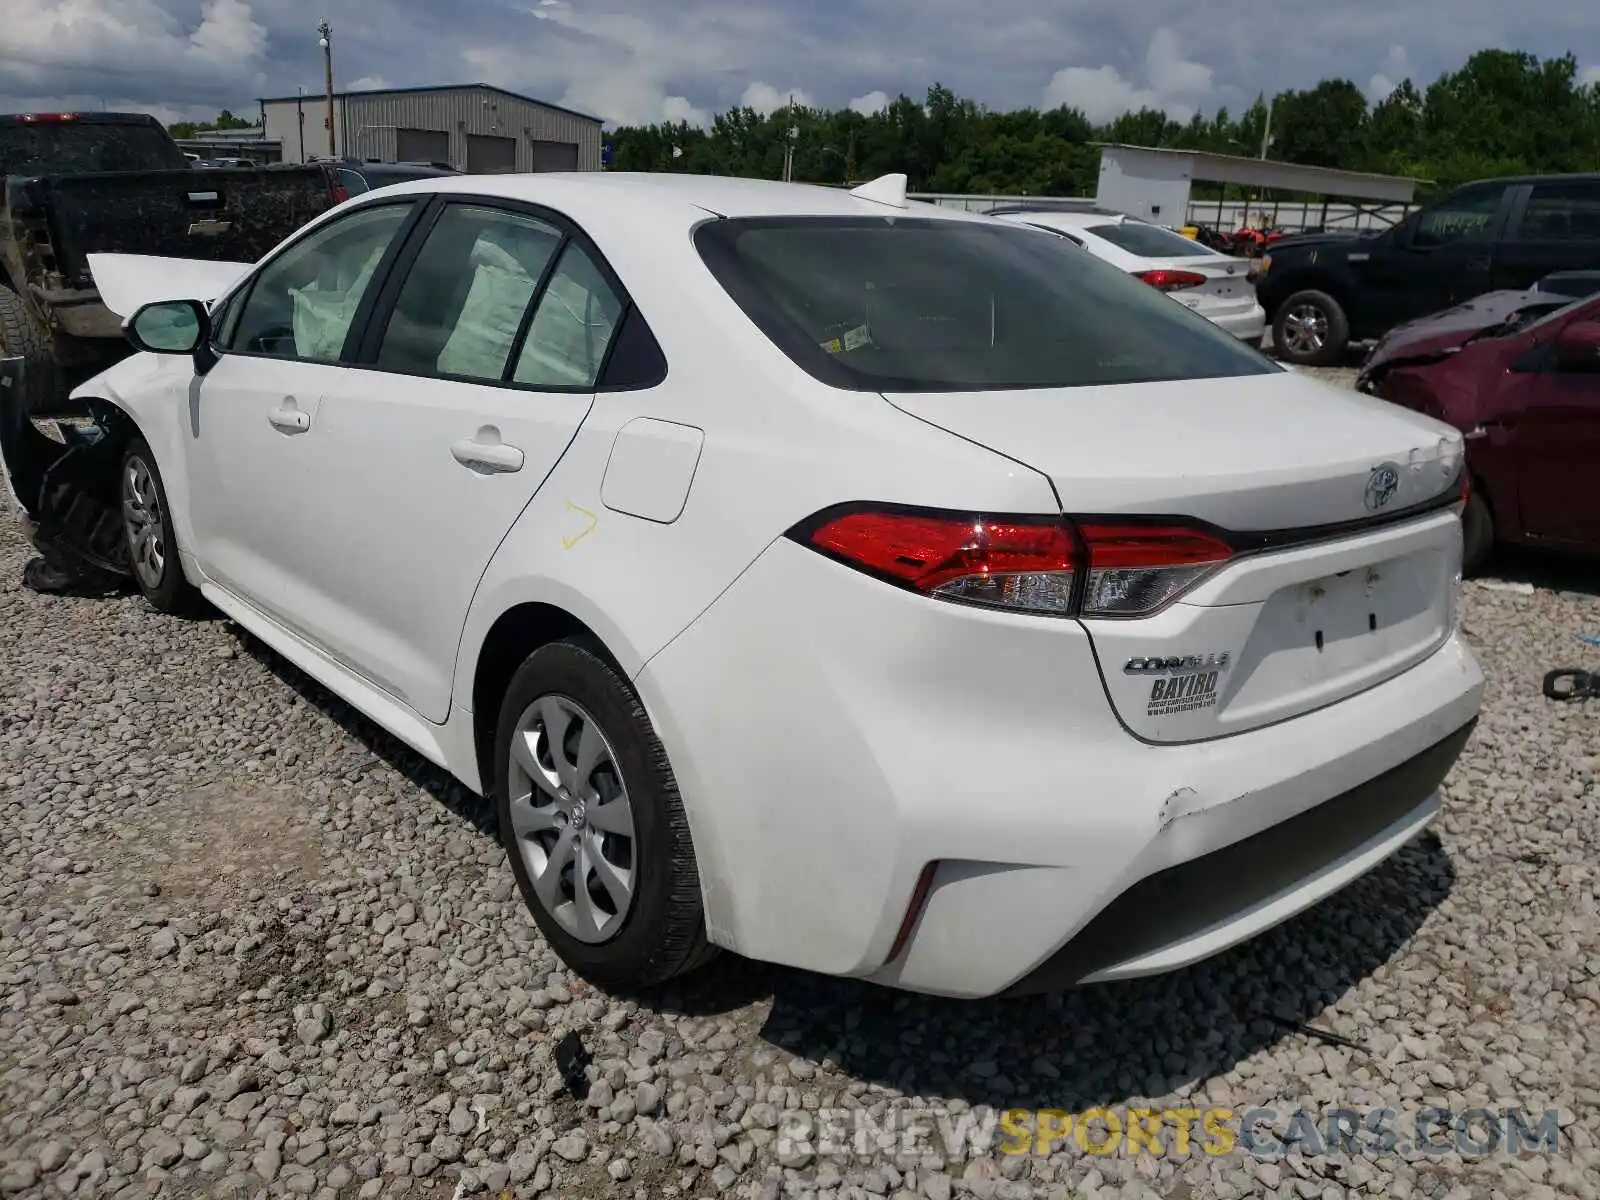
[1076,522,1234,618]
[794,506,1233,618]
[804,508,1078,616]
[18,112,80,123]
[1136,268,1208,292]
[1454,470,1471,514]
[332,185,350,203]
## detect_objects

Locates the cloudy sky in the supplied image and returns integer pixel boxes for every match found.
[3,0,1598,129]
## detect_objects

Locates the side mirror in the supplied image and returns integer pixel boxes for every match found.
[1388,214,1417,250]
[1553,320,1600,370]
[124,299,209,356]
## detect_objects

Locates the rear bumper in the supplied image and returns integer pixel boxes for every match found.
[1001,719,1471,994]
[1211,302,1267,341]
[637,536,1484,998]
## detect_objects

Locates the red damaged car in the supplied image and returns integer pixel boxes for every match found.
[1357,287,1600,572]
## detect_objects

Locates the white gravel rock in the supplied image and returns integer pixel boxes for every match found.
[2,430,1597,1200]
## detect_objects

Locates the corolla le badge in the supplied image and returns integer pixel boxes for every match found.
[1364,463,1401,512]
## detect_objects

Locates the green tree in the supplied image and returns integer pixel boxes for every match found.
[1271,79,1368,168]
[594,46,1600,202]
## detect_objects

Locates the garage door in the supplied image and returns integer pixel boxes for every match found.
[531,140,580,172]
[466,134,518,173]
[396,128,450,165]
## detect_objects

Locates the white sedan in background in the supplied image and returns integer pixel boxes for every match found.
[990,205,1268,344]
[5,170,1481,999]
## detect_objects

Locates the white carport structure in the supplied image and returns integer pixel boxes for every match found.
[1093,143,1426,229]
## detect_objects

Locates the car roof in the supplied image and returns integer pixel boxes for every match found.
[365,171,999,224]
[998,210,1123,233]
[354,162,458,177]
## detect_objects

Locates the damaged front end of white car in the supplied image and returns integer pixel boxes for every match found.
[1,252,248,594]
[0,352,138,594]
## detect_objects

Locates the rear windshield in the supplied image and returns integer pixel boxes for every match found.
[0,121,188,176]
[1084,221,1221,259]
[694,216,1275,392]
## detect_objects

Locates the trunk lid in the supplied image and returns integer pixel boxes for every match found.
[1162,256,1255,309]
[884,370,1467,742]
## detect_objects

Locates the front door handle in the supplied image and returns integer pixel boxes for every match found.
[1466,255,1491,272]
[451,430,524,473]
[268,399,310,434]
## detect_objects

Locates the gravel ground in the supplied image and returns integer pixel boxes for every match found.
[3,374,1599,1199]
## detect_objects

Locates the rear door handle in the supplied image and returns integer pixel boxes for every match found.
[1466,255,1491,271]
[268,400,310,434]
[451,431,524,473]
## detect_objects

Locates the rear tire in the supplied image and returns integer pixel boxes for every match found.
[494,638,715,992]
[120,438,204,614]
[0,285,48,363]
[1272,289,1350,366]
[1462,488,1494,575]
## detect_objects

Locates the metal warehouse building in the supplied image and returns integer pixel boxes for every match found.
[258,83,603,172]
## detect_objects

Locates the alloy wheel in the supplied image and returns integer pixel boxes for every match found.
[122,456,166,590]
[505,694,637,943]
[1282,304,1329,356]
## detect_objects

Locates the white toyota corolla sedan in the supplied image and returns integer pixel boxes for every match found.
[989,206,1269,344]
[24,170,1482,999]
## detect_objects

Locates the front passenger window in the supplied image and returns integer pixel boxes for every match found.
[226,203,411,361]
[1412,187,1501,248]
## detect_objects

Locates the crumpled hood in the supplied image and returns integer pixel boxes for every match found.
[88,252,253,320]
[1362,288,1549,372]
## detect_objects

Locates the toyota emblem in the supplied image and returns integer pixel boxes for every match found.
[1364,464,1400,512]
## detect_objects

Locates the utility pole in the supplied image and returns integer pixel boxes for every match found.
[1242,94,1274,232]
[781,93,796,183]
[317,19,336,158]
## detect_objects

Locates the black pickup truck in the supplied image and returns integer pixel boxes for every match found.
[0,111,335,401]
[1256,172,1600,364]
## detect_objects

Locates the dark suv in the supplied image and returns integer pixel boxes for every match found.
[1256,173,1600,364]
[324,158,460,202]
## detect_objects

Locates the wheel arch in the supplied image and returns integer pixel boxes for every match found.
[7,390,149,578]
[467,599,634,798]
[1263,269,1355,324]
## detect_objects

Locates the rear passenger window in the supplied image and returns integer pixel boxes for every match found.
[375,205,563,382]
[511,242,624,388]
[1515,182,1600,242]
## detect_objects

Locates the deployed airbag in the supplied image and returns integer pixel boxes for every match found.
[436,236,539,379]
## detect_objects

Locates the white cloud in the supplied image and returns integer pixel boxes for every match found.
[739,82,814,115]
[1,0,1593,140]
[346,76,393,92]
[1042,28,1213,123]
[0,0,268,102]
[661,94,711,127]
[1581,64,1600,88]
[1368,74,1397,101]
[848,89,890,116]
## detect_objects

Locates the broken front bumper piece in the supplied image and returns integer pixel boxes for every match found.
[1,354,129,594]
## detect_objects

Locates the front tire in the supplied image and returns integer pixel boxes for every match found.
[494,639,715,991]
[1272,289,1350,366]
[120,438,203,614]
